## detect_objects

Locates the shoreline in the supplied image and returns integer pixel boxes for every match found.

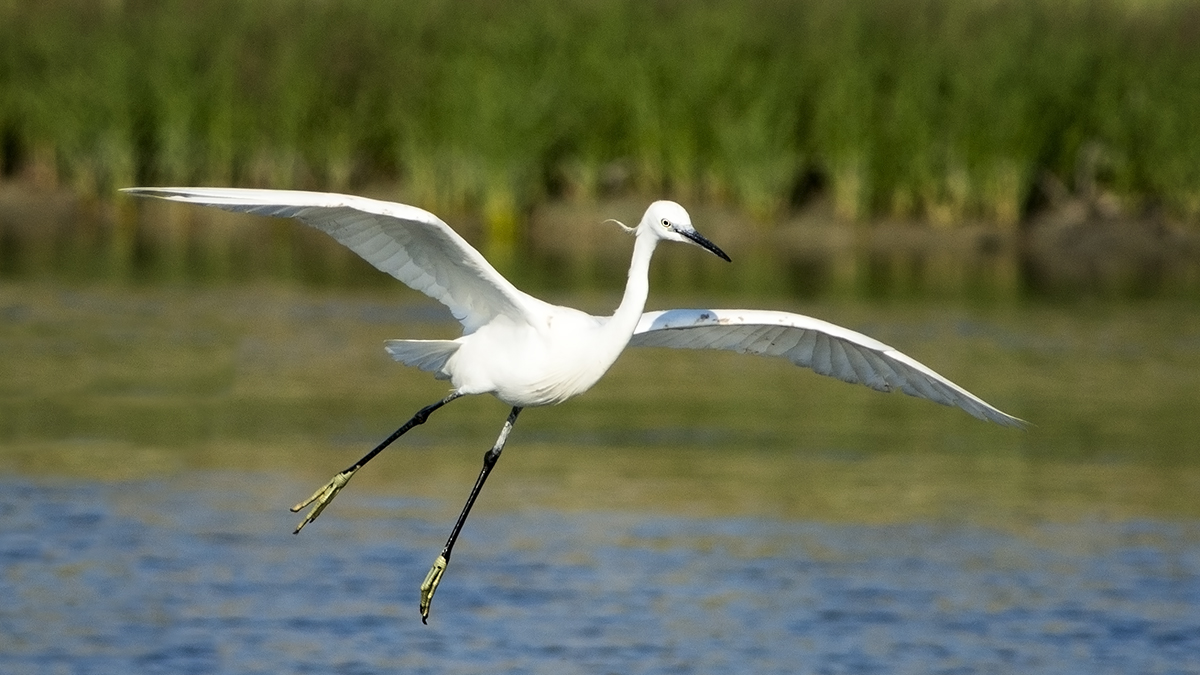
[1,182,1196,299]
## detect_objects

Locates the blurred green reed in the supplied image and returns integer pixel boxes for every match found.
[1,0,1199,235]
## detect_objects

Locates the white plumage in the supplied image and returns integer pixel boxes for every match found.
[123,186,1021,424]
[631,309,1023,427]
[123,186,1024,621]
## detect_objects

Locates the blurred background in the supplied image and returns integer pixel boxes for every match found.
[2,1,1199,673]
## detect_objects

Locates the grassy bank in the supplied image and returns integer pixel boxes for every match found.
[1,0,1198,231]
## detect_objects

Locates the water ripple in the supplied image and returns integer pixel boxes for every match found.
[2,474,1198,674]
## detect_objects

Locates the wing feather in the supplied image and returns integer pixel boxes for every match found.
[858,350,899,392]
[812,333,835,378]
[790,329,819,365]
[764,326,802,356]
[744,326,785,355]
[842,343,883,390]
[631,308,1025,428]
[122,187,536,332]
[828,339,860,383]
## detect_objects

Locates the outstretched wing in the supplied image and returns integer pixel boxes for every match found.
[631,309,1025,428]
[122,187,535,332]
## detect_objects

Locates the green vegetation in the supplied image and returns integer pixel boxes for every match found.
[1,0,1199,231]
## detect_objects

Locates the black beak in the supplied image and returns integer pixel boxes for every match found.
[678,228,732,262]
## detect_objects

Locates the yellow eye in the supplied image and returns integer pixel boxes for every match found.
[660,218,670,228]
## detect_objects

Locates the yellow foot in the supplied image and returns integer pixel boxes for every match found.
[419,555,448,624]
[290,470,355,534]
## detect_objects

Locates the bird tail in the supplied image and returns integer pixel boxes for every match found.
[384,340,459,379]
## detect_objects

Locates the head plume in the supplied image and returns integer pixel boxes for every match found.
[602,218,636,235]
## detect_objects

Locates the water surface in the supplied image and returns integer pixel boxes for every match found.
[2,283,1199,673]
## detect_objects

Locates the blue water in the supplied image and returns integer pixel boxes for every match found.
[3,474,1199,675]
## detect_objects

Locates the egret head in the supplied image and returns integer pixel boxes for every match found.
[640,200,731,262]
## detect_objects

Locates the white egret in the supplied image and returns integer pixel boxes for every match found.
[122,187,1025,622]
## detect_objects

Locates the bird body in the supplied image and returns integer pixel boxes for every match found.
[122,186,1024,621]
[425,306,613,407]
[388,204,696,407]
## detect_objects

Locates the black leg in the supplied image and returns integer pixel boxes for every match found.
[420,406,523,624]
[291,392,463,533]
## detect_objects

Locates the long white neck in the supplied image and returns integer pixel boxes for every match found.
[606,229,659,341]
